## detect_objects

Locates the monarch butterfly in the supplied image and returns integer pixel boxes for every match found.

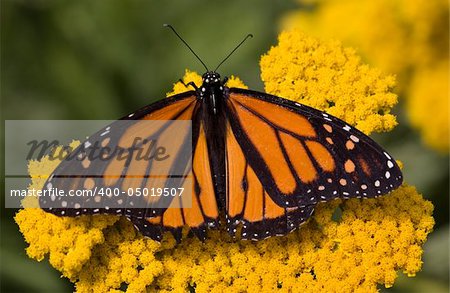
[39,25,403,242]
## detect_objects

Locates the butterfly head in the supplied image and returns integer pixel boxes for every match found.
[199,72,226,115]
[199,72,225,99]
[202,72,222,86]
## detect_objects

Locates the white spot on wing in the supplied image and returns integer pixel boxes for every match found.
[350,135,359,143]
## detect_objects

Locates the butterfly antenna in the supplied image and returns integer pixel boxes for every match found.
[214,34,253,72]
[163,24,209,72]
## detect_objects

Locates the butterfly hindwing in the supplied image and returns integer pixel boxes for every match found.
[225,122,315,240]
[130,118,221,242]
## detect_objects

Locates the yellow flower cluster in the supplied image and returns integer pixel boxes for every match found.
[283,0,449,152]
[15,31,434,292]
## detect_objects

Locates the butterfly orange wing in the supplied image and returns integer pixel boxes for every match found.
[40,92,219,242]
[225,89,402,240]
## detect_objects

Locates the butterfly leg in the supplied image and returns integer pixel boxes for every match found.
[178,79,199,91]
[221,76,228,85]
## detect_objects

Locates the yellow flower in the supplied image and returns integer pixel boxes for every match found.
[407,62,449,152]
[15,30,434,292]
[282,0,449,152]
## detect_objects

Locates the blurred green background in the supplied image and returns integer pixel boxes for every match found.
[1,0,448,292]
